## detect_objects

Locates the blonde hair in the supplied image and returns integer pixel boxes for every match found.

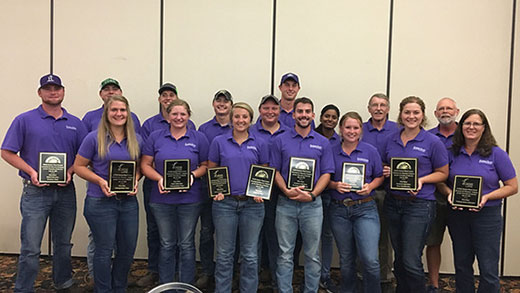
[97,95,140,159]
[230,102,254,123]
[166,99,192,116]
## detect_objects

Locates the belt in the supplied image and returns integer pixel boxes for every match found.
[228,195,249,201]
[332,196,373,207]
[22,179,32,185]
[391,193,416,201]
[115,193,131,200]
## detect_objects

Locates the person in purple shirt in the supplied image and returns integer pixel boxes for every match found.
[425,97,459,293]
[140,99,209,286]
[74,95,141,293]
[195,89,233,289]
[137,82,195,287]
[270,97,334,293]
[381,96,449,293]
[1,74,87,292]
[208,102,269,293]
[82,78,142,133]
[328,112,384,293]
[437,109,517,293]
[314,104,340,292]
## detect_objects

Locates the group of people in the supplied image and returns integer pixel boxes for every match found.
[1,72,517,293]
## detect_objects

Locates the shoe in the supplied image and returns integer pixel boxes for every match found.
[84,273,94,292]
[427,285,439,293]
[136,271,159,287]
[195,274,213,289]
[319,277,339,293]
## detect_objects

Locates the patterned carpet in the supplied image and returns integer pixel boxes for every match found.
[0,254,519,292]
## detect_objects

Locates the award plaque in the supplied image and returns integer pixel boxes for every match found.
[288,157,316,191]
[452,175,482,209]
[163,159,191,190]
[342,162,365,191]
[207,167,231,197]
[109,161,136,193]
[390,157,418,191]
[39,152,67,184]
[246,165,276,200]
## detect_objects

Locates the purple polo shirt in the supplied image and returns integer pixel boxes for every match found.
[78,131,143,198]
[270,128,334,189]
[198,116,232,144]
[142,128,209,204]
[141,113,196,141]
[362,118,399,158]
[249,120,290,142]
[428,125,455,149]
[382,128,448,200]
[328,132,341,149]
[2,105,87,180]
[82,105,142,134]
[330,141,383,201]
[208,132,269,196]
[448,146,516,207]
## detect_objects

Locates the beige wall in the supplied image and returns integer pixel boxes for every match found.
[1,0,519,275]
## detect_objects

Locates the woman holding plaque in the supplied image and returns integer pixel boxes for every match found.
[140,99,209,285]
[208,102,269,293]
[381,96,449,292]
[74,95,142,292]
[438,109,517,292]
[327,111,383,293]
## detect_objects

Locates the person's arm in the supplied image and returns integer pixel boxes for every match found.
[275,171,302,198]
[410,164,448,195]
[292,173,331,202]
[357,176,384,196]
[477,177,518,209]
[74,154,114,197]
[1,149,48,187]
[140,155,168,194]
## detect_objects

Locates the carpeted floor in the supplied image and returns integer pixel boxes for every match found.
[0,254,519,292]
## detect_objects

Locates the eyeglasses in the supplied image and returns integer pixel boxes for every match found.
[462,122,484,128]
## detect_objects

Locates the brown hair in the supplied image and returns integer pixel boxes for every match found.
[451,109,497,157]
[397,96,428,128]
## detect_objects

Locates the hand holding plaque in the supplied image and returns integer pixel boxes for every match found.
[207,167,231,197]
[109,161,136,193]
[163,159,191,191]
[451,175,482,209]
[288,157,316,191]
[246,165,275,200]
[390,157,418,191]
[39,152,67,184]
[342,162,365,191]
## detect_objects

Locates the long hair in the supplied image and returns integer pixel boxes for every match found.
[451,109,497,157]
[97,95,140,160]
[397,96,428,128]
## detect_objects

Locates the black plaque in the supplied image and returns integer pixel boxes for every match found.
[207,167,231,197]
[390,157,418,191]
[163,159,191,190]
[39,152,67,184]
[342,162,365,191]
[288,157,316,191]
[246,165,276,200]
[452,175,482,209]
[109,161,136,193]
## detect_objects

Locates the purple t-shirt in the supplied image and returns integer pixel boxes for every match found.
[249,120,290,143]
[142,128,209,204]
[209,132,269,196]
[198,116,232,144]
[78,131,143,198]
[82,105,142,134]
[270,128,334,189]
[382,128,449,200]
[141,113,196,141]
[428,125,455,149]
[2,105,87,180]
[362,119,399,158]
[448,146,516,207]
[330,141,383,201]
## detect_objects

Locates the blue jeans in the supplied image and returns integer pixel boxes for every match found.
[263,190,279,285]
[143,178,160,273]
[320,192,334,281]
[84,195,139,293]
[384,196,435,293]
[330,199,381,293]
[198,183,215,276]
[275,195,323,293]
[448,206,502,293]
[150,201,201,284]
[15,182,76,292]
[213,197,265,293]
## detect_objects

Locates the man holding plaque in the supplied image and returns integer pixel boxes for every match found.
[270,97,334,293]
[1,74,87,292]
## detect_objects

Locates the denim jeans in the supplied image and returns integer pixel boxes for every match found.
[448,206,502,293]
[198,182,215,276]
[213,197,265,293]
[150,201,201,284]
[84,195,139,293]
[262,190,279,285]
[384,196,435,293]
[330,199,381,293]
[275,195,323,293]
[374,188,394,283]
[15,182,76,293]
[143,178,160,273]
[320,192,334,281]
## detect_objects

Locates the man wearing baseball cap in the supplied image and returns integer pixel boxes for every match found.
[1,74,87,292]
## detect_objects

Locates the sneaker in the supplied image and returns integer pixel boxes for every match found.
[195,274,213,289]
[136,271,159,287]
[319,277,339,293]
[427,285,439,293]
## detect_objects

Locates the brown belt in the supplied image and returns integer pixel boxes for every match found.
[391,193,416,201]
[332,196,373,207]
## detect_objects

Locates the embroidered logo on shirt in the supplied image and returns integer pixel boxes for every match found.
[309,144,322,150]
[185,143,196,148]
[65,125,77,130]
[413,146,426,153]
[479,159,493,165]
[247,146,258,151]
[357,157,369,163]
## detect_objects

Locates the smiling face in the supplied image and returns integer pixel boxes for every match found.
[400,102,424,130]
[159,90,178,112]
[38,84,64,106]
[107,100,128,127]
[462,114,485,143]
[99,84,122,103]
[168,105,190,129]
[434,98,459,126]
[232,107,252,133]
[278,80,300,101]
[367,96,389,123]
[320,109,339,130]
[213,96,232,116]
[293,102,314,129]
[259,100,280,124]
[340,117,362,143]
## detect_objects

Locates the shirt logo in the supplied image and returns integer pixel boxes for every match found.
[247,146,258,151]
[185,143,196,148]
[357,157,369,163]
[413,146,426,153]
[65,125,77,130]
[479,159,493,165]
[309,144,322,150]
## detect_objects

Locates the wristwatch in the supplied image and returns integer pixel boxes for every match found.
[309,192,316,201]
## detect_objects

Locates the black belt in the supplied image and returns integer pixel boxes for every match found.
[228,195,249,201]
[391,193,416,201]
[332,196,374,207]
